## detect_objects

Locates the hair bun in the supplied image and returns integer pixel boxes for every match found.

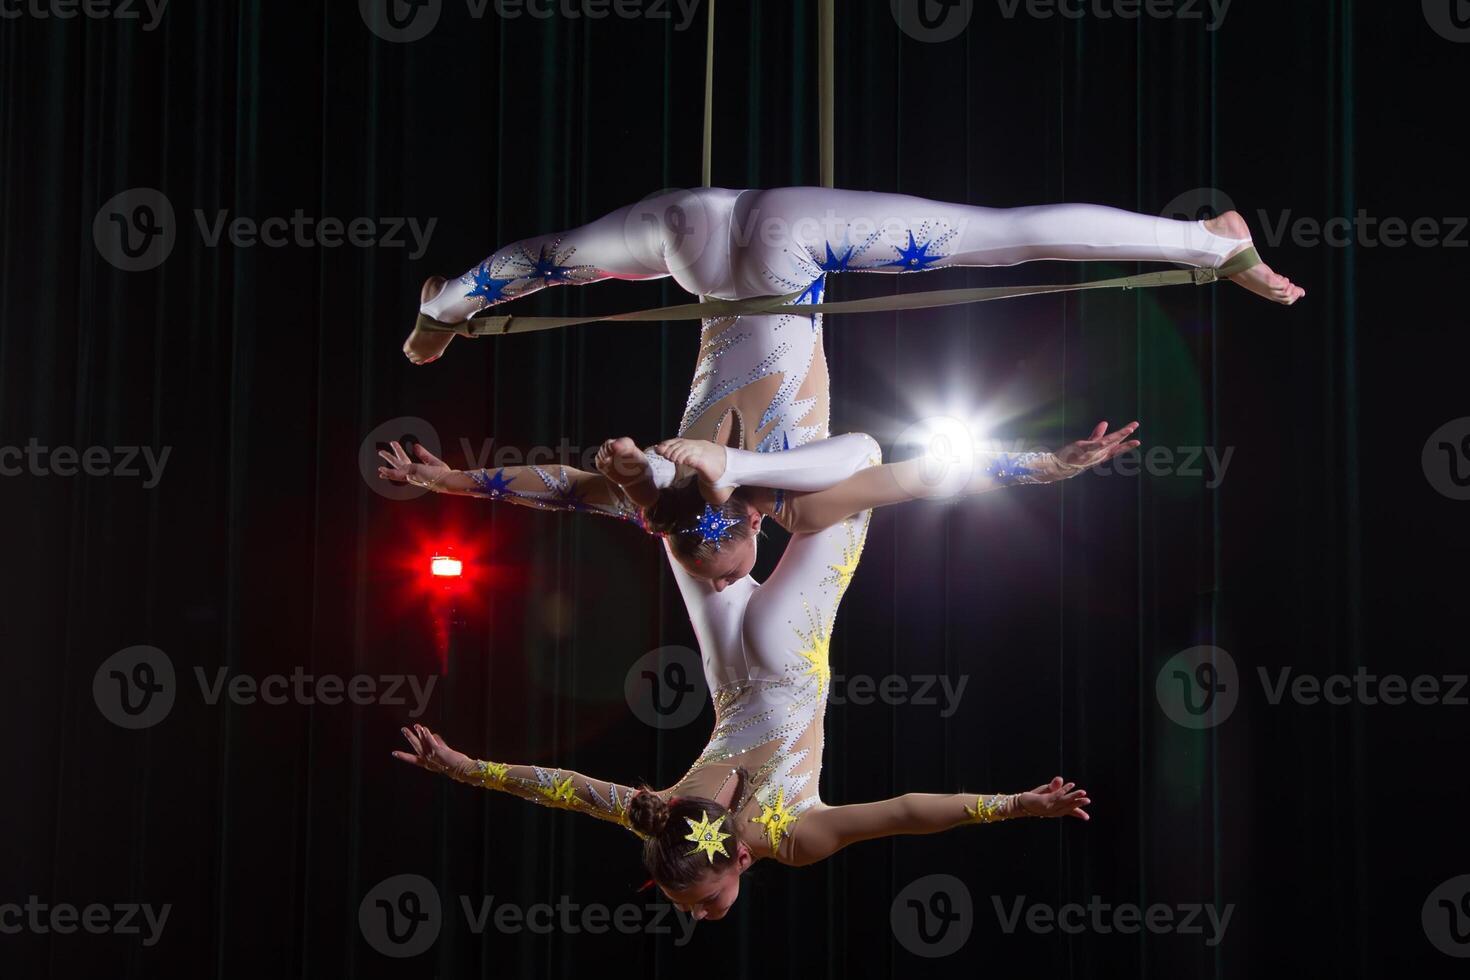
[628,788,671,836]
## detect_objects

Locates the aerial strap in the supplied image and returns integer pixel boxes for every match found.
[415,248,1261,338]
[819,0,834,188]
[702,0,715,188]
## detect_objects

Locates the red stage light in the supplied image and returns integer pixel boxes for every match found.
[430,555,463,577]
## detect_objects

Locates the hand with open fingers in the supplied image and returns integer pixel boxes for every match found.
[392,723,475,781]
[1017,776,1092,820]
[377,441,455,491]
[651,437,733,504]
[1049,420,1142,477]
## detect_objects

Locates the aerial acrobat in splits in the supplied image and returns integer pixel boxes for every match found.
[385,185,1295,919]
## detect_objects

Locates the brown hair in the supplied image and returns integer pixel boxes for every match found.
[628,774,747,891]
[641,480,757,566]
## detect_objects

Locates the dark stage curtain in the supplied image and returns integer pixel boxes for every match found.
[3,1,1466,976]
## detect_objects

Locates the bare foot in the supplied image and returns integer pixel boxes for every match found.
[1204,211,1305,305]
[594,436,652,487]
[653,437,732,504]
[403,275,455,365]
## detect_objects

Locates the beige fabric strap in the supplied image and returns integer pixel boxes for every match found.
[416,247,1260,339]
[702,0,715,188]
[819,0,834,188]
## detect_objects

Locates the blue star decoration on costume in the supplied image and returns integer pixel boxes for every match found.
[819,241,856,273]
[552,480,588,509]
[795,274,826,307]
[881,231,944,270]
[794,242,857,307]
[464,262,517,306]
[532,244,578,284]
[469,468,518,498]
[686,503,742,549]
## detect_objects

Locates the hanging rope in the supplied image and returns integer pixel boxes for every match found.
[702,0,715,188]
[819,0,834,188]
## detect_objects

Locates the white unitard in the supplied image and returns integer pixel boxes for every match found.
[425,187,1248,453]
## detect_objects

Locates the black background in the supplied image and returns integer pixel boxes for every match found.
[2,0,1468,976]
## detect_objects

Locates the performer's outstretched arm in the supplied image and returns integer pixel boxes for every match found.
[394,723,650,838]
[786,777,1091,867]
[376,440,650,524]
[653,420,1141,534]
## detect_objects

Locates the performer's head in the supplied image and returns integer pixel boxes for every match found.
[643,483,761,591]
[628,787,754,921]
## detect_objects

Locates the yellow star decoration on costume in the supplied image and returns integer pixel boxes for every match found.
[750,787,799,850]
[794,619,833,695]
[538,773,580,809]
[823,516,869,598]
[610,788,646,838]
[827,554,860,595]
[683,811,732,863]
[477,760,511,785]
[965,795,1006,824]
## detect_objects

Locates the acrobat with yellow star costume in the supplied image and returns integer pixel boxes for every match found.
[401,420,1107,881]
